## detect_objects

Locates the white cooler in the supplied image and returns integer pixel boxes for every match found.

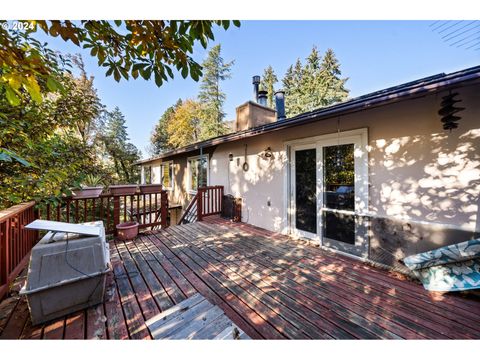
[20,220,110,325]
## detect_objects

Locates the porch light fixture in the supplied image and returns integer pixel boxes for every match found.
[439,91,464,131]
[229,153,233,162]
[263,147,273,158]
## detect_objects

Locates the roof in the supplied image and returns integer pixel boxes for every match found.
[136,64,480,165]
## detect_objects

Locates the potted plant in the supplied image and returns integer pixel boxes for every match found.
[116,221,139,240]
[109,184,138,196]
[139,183,163,194]
[71,175,104,199]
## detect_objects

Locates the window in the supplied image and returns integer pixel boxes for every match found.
[187,155,209,193]
[144,166,152,184]
[160,161,174,190]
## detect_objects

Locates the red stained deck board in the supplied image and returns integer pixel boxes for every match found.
[2,215,480,340]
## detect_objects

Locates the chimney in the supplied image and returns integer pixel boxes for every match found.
[257,90,268,107]
[252,75,260,102]
[275,90,286,120]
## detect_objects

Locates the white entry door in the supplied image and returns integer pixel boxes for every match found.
[287,129,369,257]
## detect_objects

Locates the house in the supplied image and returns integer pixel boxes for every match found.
[136,65,480,271]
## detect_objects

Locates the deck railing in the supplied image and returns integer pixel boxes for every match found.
[0,201,38,300]
[38,189,169,235]
[179,186,224,224]
[197,186,224,220]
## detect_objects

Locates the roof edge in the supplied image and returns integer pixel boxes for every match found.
[135,64,480,165]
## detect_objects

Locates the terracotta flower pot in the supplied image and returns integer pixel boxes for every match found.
[116,221,139,241]
[109,185,138,196]
[71,186,104,199]
[139,184,163,194]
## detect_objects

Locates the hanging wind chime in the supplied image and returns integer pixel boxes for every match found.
[438,91,465,131]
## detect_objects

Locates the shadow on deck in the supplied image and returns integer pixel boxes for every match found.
[1,216,480,339]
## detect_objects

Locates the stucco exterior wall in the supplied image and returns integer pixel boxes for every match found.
[140,82,480,268]
[209,84,480,265]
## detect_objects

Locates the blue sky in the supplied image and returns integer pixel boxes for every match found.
[32,21,480,157]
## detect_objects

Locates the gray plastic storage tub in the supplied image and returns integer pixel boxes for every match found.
[20,221,110,325]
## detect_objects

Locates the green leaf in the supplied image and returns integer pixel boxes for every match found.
[114,20,122,26]
[165,65,174,79]
[181,66,188,79]
[154,71,163,87]
[0,148,31,167]
[46,76,61,92]
[113,68,121,82]
[5,87,21,106]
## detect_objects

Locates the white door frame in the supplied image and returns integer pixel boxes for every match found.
[284,128,369,255]
[289,142,320,241]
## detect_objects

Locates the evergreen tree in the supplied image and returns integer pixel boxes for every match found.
[282,59,304,117]
[150,99,182,155]
[198,44,234,140]
[318,48,349,106]
[100,107,141,183]
[260,65,278,109]
[281,47,349,117]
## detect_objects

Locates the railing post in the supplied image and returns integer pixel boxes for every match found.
[0,220,8,291]
[220,186,224,214]
[197,188,203,222]
[160,190,168,228]
[113,195,120,235]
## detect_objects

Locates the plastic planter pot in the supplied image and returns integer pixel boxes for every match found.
[116,221,139,240]
[139,184,163,194]
[109,185,138,196]
[71,186,104,199]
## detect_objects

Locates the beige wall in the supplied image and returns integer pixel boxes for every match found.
[210,84,480,235]
[139,83,480,240]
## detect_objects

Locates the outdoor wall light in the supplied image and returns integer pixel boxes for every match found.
[263,147,273,158]
[229,153,233,161]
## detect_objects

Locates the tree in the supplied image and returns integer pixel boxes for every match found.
[166,99,203,148]
[0,20,241,106]
[282,58,304,117]
[318,49,349,106]
[260,65,278,109]
[198,44,234,140]
[150,99,182,155]
[0,55,97,207]
[100,107,141,184]
[53,54,103,146]
[281,47,349,117]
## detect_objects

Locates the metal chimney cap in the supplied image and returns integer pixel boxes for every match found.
[252,75,261,84]
[274,89,285,96]
[258,90,268,96]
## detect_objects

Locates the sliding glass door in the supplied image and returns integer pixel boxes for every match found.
[290,145,318,239]
[288,129,368,257]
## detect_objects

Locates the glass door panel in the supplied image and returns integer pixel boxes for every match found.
[294,148,317,235]
[322,144,355,244]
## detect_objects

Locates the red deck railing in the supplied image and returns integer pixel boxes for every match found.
[0,187,169,300]
[178,186,224,224]
[38,190,169,235]
[0,201,38,300]
[197,186,224,220]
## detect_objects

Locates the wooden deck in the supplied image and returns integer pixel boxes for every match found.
[2,216,480,339]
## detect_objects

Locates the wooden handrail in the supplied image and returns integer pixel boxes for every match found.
[0,201,38,300]
[178,193,199,225]
[179,186,224,225]
[37,189,169,235]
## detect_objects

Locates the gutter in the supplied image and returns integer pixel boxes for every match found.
[135,67,480,165]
